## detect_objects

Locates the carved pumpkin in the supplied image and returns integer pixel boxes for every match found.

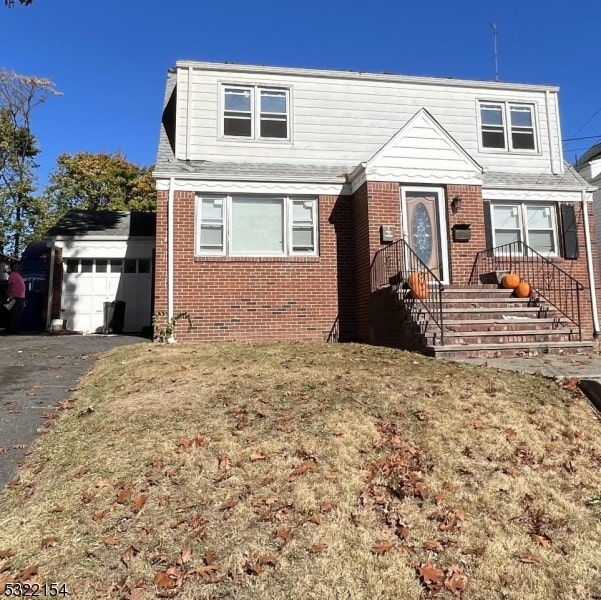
[408,271,429,299]
[501,272,520,289]
[514,280,531,298]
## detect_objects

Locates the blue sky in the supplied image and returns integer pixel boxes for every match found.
[2,0,601,193]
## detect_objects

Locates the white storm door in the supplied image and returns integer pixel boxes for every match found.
[401,187,449,284]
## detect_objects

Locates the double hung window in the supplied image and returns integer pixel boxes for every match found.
[223,86,289,140]
[491,203,557,255]
[479,102,537,151]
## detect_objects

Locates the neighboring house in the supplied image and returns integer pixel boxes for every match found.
[575,141,601,272]
[152,60,600,357]
[44,211,156,334]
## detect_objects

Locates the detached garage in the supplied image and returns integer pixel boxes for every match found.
[45,211,156,334]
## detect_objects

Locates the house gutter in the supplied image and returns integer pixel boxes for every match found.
[44,239,56,331]
[581,189,600,335]
[168,177,175,322]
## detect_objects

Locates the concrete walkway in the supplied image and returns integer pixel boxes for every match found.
[453,351,601,380]
[453,350,601,413]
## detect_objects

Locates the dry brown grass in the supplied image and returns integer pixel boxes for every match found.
[1,341,601,600]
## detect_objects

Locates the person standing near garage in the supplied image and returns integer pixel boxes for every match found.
[7,261,26,334]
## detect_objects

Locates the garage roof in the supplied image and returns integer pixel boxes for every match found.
[45,211,156,239]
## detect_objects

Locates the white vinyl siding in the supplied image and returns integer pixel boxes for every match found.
[491,203,557,255]
[196,195,317,256]
[175,64,560,174]
[221,85,289,140]
[479,101,537,152]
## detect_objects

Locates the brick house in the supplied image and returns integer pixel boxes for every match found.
[152,61,600,357]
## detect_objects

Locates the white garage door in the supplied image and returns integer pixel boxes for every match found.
[62,258,152,334]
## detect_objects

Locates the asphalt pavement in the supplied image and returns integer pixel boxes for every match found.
[0,333,148,491]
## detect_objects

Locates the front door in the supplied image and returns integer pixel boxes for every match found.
[401,187,449,283]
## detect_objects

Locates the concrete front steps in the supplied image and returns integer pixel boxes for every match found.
[418,285,595,359]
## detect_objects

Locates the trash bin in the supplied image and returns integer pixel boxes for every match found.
[103,300,126,334]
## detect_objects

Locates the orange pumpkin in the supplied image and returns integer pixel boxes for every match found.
[408,271,428,299]
[514,280,531,298]
[501,272,520,289]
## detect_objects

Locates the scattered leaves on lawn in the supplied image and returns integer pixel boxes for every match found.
[40,537,57,549]
[372,540,394,555]
[519,552,540,564]
[310,543,327,554]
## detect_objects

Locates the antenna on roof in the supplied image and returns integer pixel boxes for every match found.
[491,23,499,82]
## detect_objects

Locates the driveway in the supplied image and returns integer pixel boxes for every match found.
[0,334,148,490]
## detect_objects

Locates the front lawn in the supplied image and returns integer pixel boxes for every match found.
[1,342,600,599]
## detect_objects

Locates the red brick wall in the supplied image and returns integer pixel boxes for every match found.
[153,190,353,341]
[353,181,401,342]
[446,185,486,283]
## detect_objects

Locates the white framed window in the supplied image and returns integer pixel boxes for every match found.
[222,85,289,140]
[196,195,318,257]
[491,203,558,255]
[479,102,537,152]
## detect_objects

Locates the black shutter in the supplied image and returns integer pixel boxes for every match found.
[560,204,579,260]
[483,201,494,256]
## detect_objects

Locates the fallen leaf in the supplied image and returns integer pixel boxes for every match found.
[81,491,95,503]
[180,547,192,564]
[445,564,468,596]
[121,545,140,569]
[204,551,217,565]
[117,487,133,504]
[41,537,57,549]
[17,564,38,580]
[258,555,279,566]
[0,550,13,559]
[372,540,394,555]
[519,552,540,564]
[304,514,324,526]
[319,501,334,513]
[197,564,220,575]
[310,542,327,553]
[418,563,444,586]
[154,570,176,589]
[275,527,294,541]
[424,539,444,552]
[290,461,318,478]
[96,479,112,489]
[250,451,267,461]
[92,509,109,522]
[133,494,148,512]
[218,456,231,471]
[531,534,552,548]
[245,561,264,576]
[220,497,239,510]
[103,536,120,545]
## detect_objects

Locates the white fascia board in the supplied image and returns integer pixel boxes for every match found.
[47,235,155,243]
[153,172,347,184]
[483,188,589,202]
[156,178,350,196]
[175,60,559,93]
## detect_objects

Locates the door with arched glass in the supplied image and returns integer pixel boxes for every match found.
[401,187,449,283]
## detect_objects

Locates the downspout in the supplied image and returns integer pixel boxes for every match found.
[545,90,558,175]
[45,239,56,331]
[167,177,175,322]
[581,189,600,335]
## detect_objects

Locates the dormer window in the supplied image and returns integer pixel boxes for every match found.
[479,101,537,152]
[222,85,289,140]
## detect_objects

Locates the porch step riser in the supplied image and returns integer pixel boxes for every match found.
[431,345,594,359]
[442,323,568,334]
[427,333,576,345]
